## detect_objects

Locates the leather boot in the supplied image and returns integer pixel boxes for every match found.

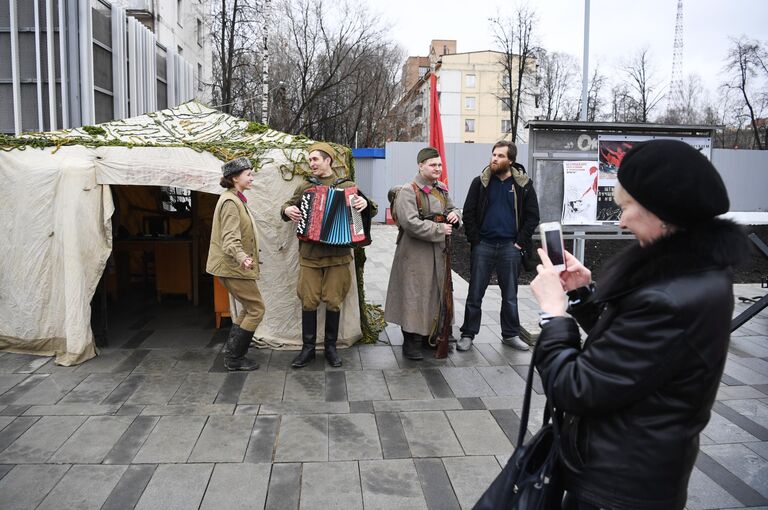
[324,310,342,367]
[292,310,317,368]
[224,327,259,371]
[221,323,240,355]
[402,330,424,361]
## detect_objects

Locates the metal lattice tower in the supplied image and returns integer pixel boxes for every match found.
[668,0,684,114]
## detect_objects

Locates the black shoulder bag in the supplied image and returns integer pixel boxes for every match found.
[472,348,571,510]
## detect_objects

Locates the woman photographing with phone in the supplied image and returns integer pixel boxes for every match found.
[530,140,750,509]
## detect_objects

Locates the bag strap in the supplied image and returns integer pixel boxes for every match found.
[516,347,573,448]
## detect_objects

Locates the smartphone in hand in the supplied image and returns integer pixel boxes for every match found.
[540,221,566,272]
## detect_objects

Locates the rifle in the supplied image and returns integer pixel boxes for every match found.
[425,213,453,359]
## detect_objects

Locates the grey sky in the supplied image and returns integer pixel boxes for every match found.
[372,0,767,98]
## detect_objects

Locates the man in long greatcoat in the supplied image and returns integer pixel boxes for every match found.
[384,147,461,360]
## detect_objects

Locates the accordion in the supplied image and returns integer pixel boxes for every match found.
[296,185,369,247]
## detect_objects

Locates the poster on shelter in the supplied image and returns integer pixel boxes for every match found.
[561,161,599,225]
[596,186,622,221]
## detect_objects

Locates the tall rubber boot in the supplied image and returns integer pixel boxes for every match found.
[402,330,424,361]
[221,323,241,355]
[292,310,317,368]
[224,327,259,371]
[324,310,342,367]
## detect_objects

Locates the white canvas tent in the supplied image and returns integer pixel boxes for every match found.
[0,102,370,365]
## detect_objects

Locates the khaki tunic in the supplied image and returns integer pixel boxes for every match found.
[207,189,260,279]
[281,174,378,310]
[384,173,461,336]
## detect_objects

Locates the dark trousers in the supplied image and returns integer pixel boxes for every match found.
[562,492,603,510]
[460,239,521,339]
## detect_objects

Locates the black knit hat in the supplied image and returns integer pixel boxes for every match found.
[617,139,729,226]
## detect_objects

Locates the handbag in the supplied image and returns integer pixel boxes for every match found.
[472,349,571,510]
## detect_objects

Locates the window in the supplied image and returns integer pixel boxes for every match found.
[156,45,168,109]
[465,74,476,88]
[501,74,511,90]
[177,45,183,56]
[464,119,475,133]
[465,96,476,110]
[92,0,113,123]
[161,187,192,214]
[197,63,203,92]
[196,18,203,46]
[501,119,512,133]
[177,0,183,26]
[501,97,511,112]
[418,66,430,79]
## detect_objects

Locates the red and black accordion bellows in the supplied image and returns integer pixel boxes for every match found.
[296,185,369,247]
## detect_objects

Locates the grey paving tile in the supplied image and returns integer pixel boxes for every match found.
[37,464,127,510]
[10,355,50,373]
[446,410,513,455]
[476,365,527,396]
[696,450,768,507]
[134,463,214,510]
[443,456,502,510]
[328,347,363,371]
[345,370,390,401]
[447,346,491,367]
[300,461,363,510]
[0,464,70,510]
[359,458,428,510]
[133,415,208,463]
[0,464,12,481]
[189,415,255,462]
[260,402,349,414]
[8,372,87,405]
[359,345,400,369]
[101,464,156,510]
[125,374,184,405]
[326,371,347,401]
[373,398,462,412]
[103,415,161,464]
[132,350,180,373]
[747,442,768,461]
[74,349,132,373]
[0,416,12,432]
[722,399,768,432]
[267,350,304,371]
[101,374,144,405]
[214,372,248,404]
[490,408,527,444]
[703,410,760,443]
[169,373,226,404]
[264,462,301,510]
[458,397,486,410]
[473,343,510,366]
[140,404,235,416]
[23,403,120,415]
[329,413,382,460]
[511,364,544,394]
[60,373,126,403]
[0,415,86,463]
[717,384,768,400]
[439,367,495,397]
[686,466,742,510]
[375,412,410,459]
[200,463,271,510]
[413,458,461,510]
[274,414,328,462]
[284,371,326,401]
[0,353,45,373]
[244,415,280,463]
[349,400,374,413]
[0,373,49,405]
[384,369,433,400]
[400,411,463,457]
[489,344,533,365]
[50,416,136,464]
[724,358,768,385]
[700,444,768,505]
[0,374,28,396]
[234,404,260,414]
[0,416,39,452]
[418,368,454,399]
[171,349,220,372]
[0,404,30,416]
[238,370,286,404]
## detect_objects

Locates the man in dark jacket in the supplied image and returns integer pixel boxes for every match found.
[458,140,539,352]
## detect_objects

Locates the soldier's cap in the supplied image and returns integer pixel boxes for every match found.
[222,157,252,177]
[417,147,440,164]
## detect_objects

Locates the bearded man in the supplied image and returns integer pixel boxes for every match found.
[457,141,540,352]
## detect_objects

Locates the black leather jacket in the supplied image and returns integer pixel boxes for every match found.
[534,219,750,510]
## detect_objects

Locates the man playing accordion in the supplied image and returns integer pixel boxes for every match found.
[281,142,376,368]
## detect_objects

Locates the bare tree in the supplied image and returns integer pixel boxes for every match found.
[490,4,538,142]
[660,73,705,125]
[585,65,607,121]
[210,0,262,116]
[621,48,665,122]
[721,37,766,149]
[610,83,637,123]
[536,50,580,120]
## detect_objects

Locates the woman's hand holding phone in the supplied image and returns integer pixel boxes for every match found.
[560,251,592,291]
[531,249,568,316]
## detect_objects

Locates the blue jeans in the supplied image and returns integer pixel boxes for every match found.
[460,240,521,339]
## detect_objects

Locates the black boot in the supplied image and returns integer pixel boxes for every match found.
[292,310,317,368]
[402,330,424,361]
[324,310,342,367]
[224,327,259,371]
[221,323,240,355]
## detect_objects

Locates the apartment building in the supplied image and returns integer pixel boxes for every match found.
[0,0,212,135]
[389,40,535,144]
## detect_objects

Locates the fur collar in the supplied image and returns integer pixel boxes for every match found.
[595,218,750,302]
[480,163,530,188]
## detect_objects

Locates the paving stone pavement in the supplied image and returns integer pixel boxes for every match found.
[0,224,767,509]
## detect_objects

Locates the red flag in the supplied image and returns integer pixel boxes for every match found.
[429,73,449,187]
